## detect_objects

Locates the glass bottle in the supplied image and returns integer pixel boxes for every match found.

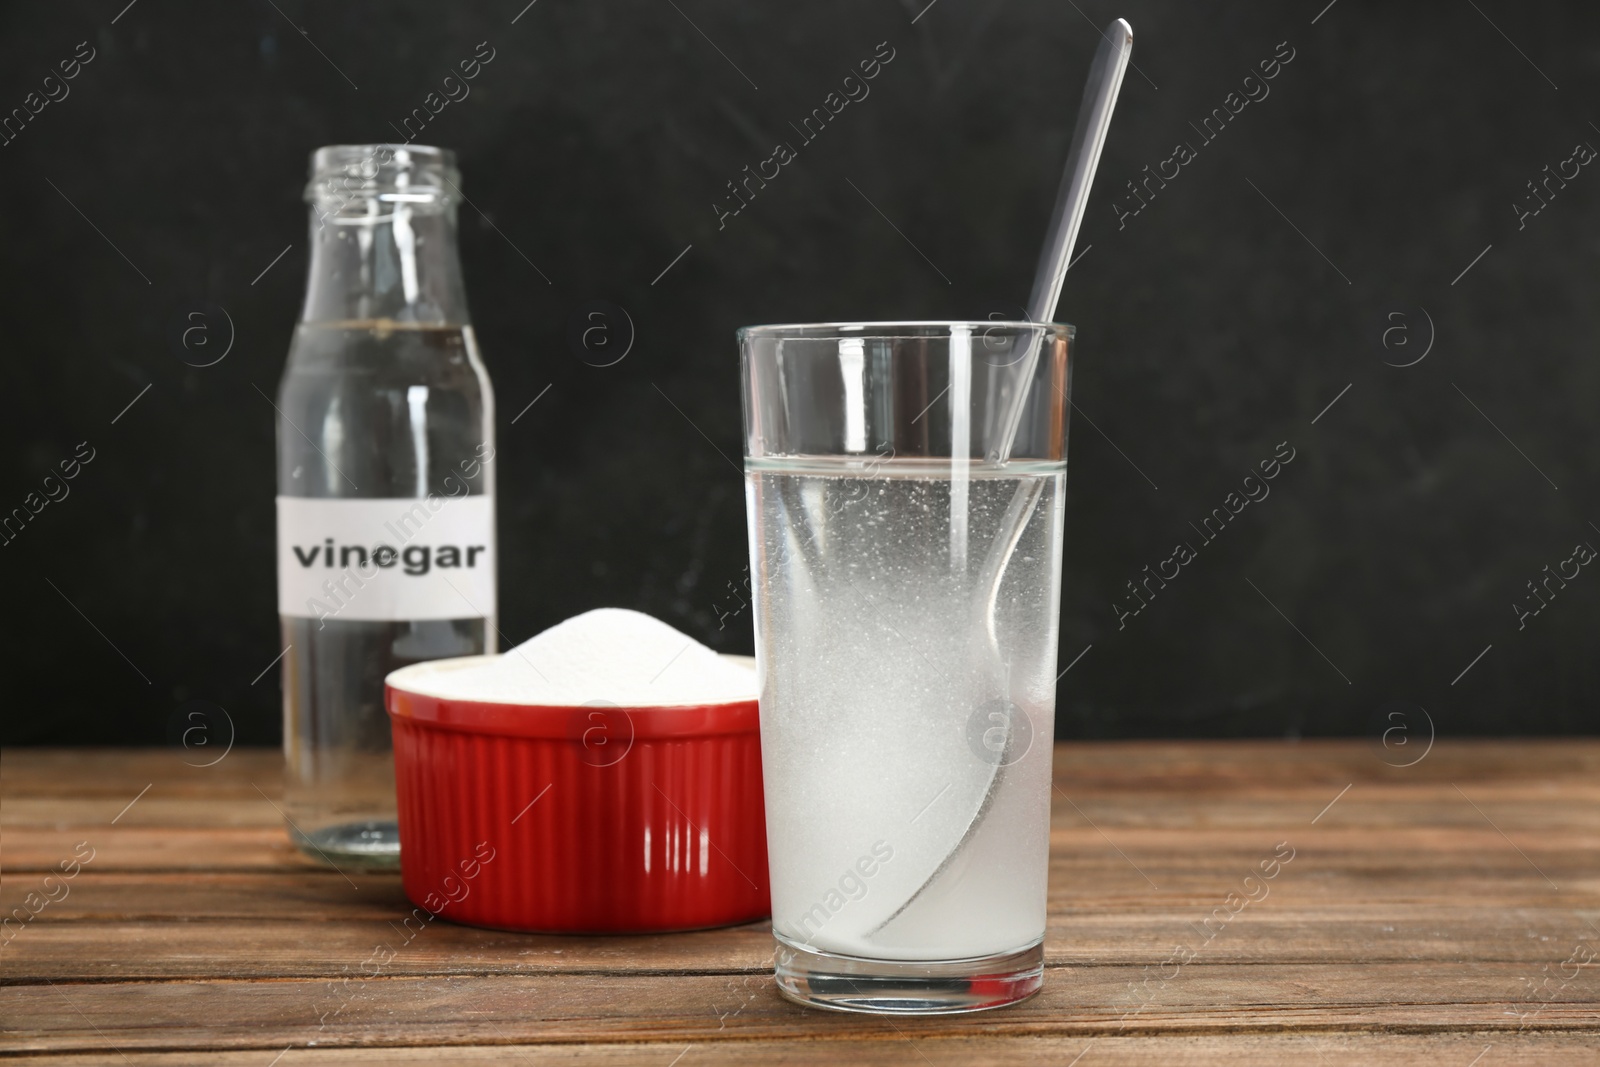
[275,144,496,868]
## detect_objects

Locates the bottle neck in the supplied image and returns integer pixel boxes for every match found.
[300,196,471,325]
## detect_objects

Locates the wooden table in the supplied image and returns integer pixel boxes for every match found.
[3,742,1597,1064]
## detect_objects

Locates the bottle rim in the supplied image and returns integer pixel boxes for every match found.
[305,143,461,206]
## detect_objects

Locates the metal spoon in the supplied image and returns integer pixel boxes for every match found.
[867,18,1133,942]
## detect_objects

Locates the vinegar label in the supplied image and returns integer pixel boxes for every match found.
[276,496,496,623]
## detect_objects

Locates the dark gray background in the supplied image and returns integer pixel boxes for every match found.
[3,0,1596,745]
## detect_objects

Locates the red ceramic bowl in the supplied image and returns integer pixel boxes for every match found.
[385,655,769,933]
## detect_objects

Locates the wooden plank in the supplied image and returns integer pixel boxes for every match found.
[0,918,774,980]
[1049,739,1600,786]
[0,749,285,800]
[6,858,1594,926]
[0,826,298,871]
[5,963,1598,1054]
[0,872,410,922]
[7,908,1600,981]
[4,1032,1598,1067]
[0,856,1593,924]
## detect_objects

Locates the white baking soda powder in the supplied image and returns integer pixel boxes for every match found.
[390,608,757,707]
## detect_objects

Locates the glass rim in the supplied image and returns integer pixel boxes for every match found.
[736,320,1074,342]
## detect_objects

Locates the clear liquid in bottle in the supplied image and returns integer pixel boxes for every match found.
[275,146,495,869]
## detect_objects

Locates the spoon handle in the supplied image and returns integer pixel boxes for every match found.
[1027,19,1134,324]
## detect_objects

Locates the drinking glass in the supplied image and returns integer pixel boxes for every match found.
[740,320,1073,1013]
